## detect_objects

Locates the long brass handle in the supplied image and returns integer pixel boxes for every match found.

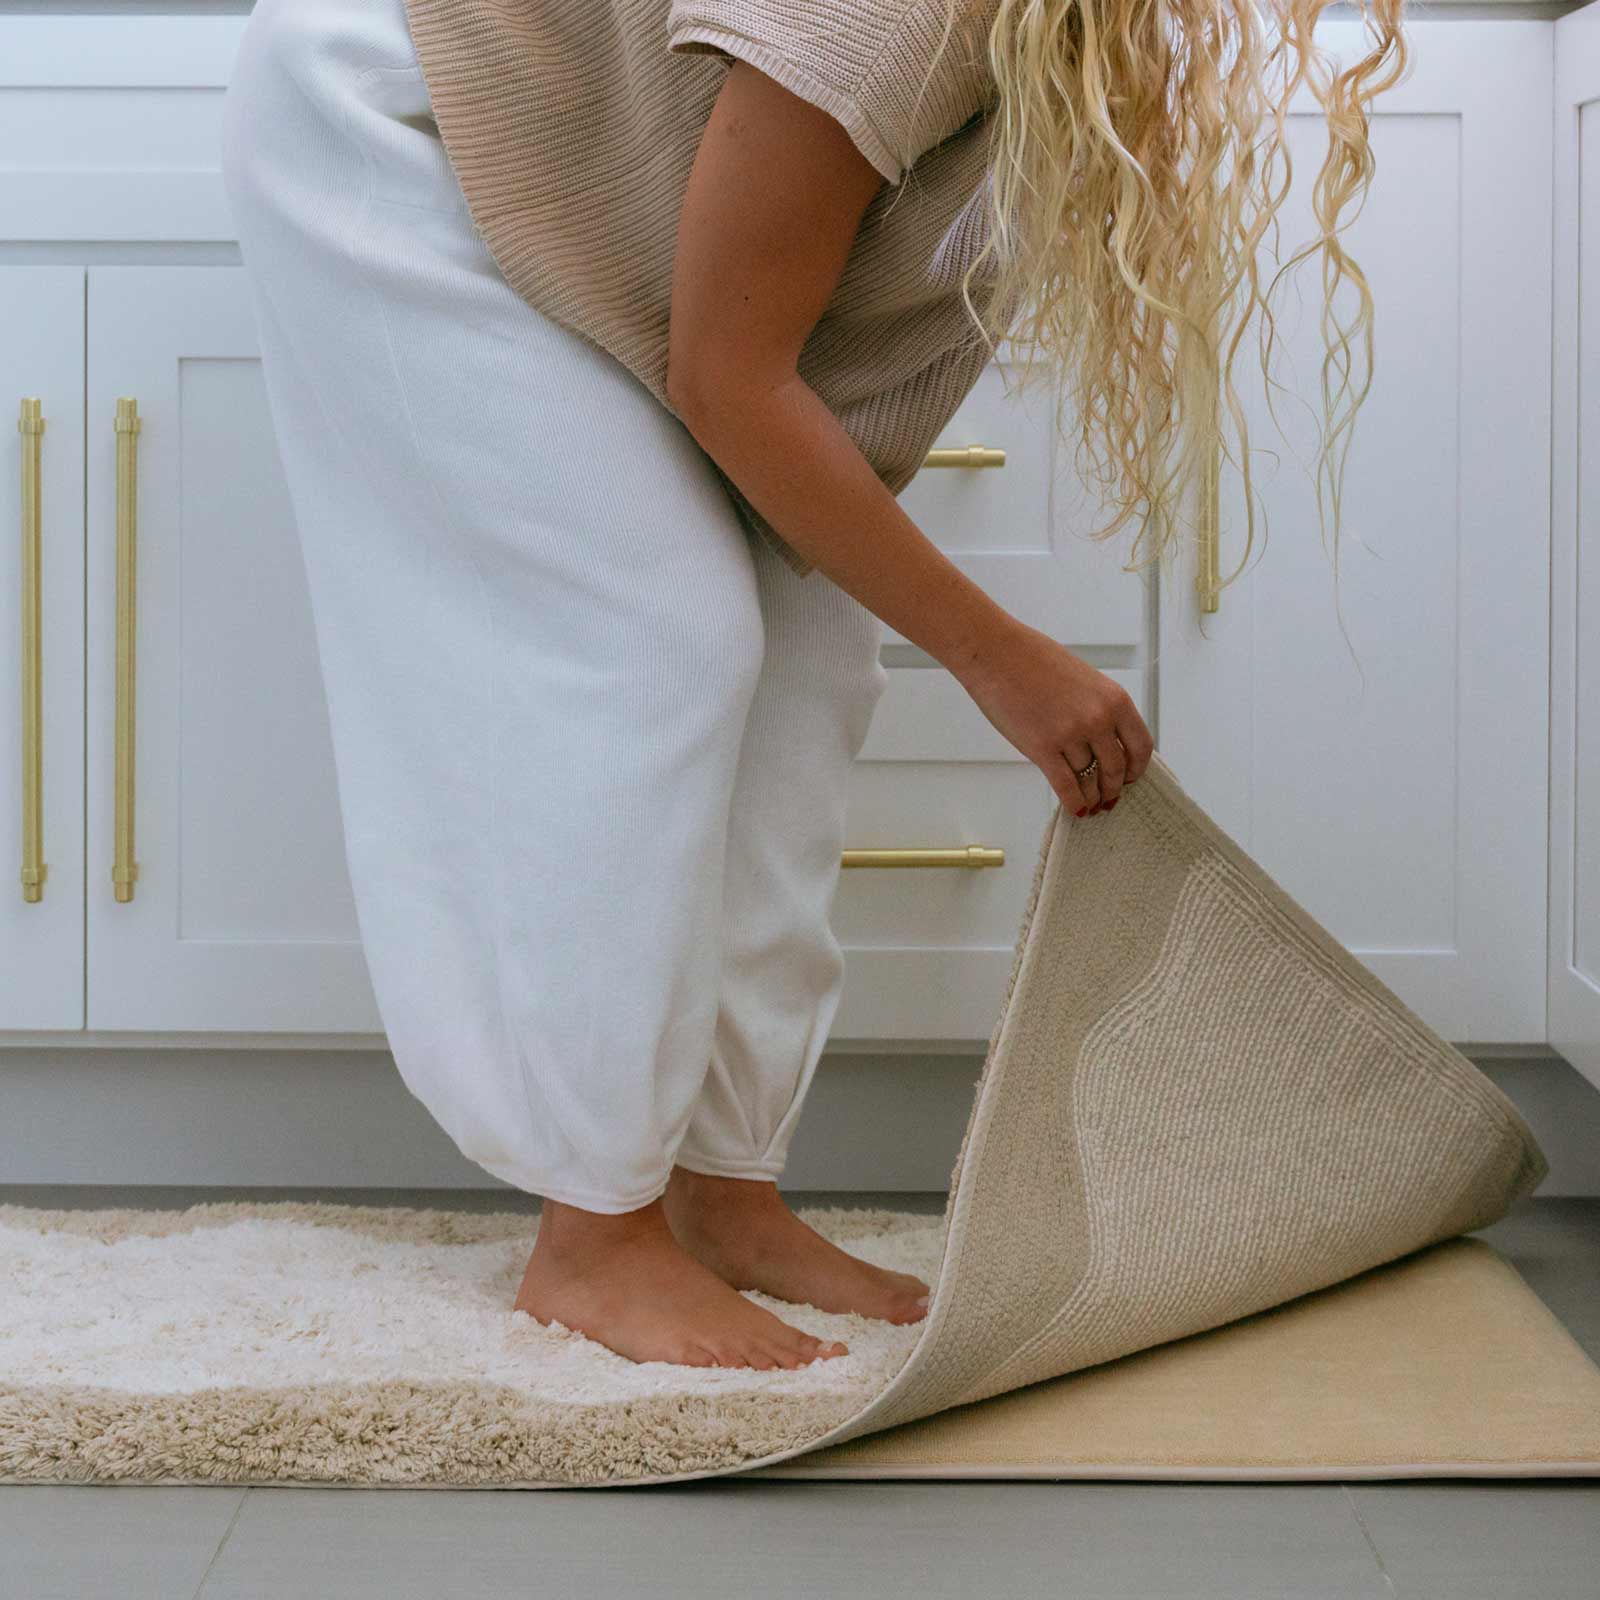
[19,398,46,903]
[923,444,1005,469]
[112,397,140,904]
[841,845,1005,869]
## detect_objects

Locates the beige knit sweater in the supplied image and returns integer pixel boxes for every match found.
[399,0,1003,577]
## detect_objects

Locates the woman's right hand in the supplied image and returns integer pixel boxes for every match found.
[948,616,1155,817]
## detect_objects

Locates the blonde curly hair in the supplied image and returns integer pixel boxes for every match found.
[903,0,1410,611]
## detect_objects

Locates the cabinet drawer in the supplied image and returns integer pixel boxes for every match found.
[896,360,1147,650]
[0,17,241,242]
[832,665,1146,1040]
[836,761,1050,950]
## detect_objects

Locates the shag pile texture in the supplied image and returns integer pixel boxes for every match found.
[0,1202,938,1486]
[0,752,1551,1487]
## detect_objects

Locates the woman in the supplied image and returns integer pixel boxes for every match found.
[219,0,1404,1372]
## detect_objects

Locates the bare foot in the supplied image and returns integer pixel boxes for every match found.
[662,1169,931,1325]
[513,1195,848,1369]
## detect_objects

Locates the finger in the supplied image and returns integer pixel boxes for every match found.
[1114,702,1155,784]
[1062,742,1100,811]
[1089,727,1128,807]
[1043,752,1092,817]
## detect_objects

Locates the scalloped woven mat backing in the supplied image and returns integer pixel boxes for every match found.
[1,752,1583,1487]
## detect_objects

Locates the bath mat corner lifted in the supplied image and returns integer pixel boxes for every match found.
[3,751,1592,1487]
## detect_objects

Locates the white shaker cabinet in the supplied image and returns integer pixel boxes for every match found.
[4,261,381,1034]
[1157,23,1555,1045]
[0,18,370,1037]
[0,11,1582,1055]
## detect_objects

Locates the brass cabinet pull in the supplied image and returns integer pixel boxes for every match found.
[923,444,1006,469]
[112,397,140,903]
[841,845,1005,869]
[19,398,46,903]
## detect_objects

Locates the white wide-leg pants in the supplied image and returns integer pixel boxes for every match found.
[219,0,888,1213]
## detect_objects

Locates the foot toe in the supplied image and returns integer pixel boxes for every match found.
[880,1269,929,1302]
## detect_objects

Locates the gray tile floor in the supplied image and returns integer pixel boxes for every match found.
[2,1187,1596,1600]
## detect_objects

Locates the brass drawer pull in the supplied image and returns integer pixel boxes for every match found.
[923,444,1006,469]
[112,397,141,903]
[841,845,1005,869]
[19,398,46,903]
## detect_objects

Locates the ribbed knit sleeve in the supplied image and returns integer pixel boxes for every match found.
[665,0,994,185]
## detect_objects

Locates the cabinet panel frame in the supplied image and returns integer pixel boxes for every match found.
[1550,1,1600,1086]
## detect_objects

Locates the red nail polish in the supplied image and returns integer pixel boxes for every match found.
[1106,797,1119,811]
[1075,807,1088,818]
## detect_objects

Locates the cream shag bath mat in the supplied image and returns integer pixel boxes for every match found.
[0,752,1574,1488]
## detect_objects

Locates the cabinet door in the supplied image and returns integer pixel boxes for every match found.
[85,266,379,1031]
[1551,2,1600,1089]
[0,268,84,1029]
[1156,22,1552,1044]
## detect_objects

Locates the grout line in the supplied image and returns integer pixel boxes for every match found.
[190,1486,249,1600]
[1342,1483,1399,1597]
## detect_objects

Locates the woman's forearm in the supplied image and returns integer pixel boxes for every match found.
[672,370,1020,682]
[673,366,1154,817]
